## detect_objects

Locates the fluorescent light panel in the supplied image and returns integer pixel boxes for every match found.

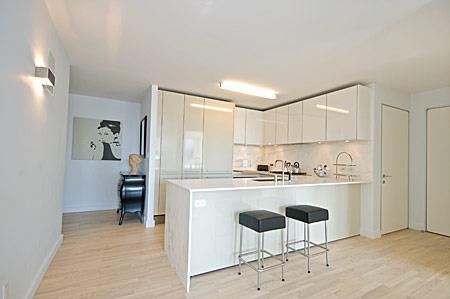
[316,104,349,114]
[190,103,233,113]
[220,80,277,99]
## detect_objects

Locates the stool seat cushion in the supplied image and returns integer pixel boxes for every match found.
[286,205,329,224]
[239,210,286,233]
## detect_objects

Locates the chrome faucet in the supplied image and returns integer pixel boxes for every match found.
[335,152,354,181]
[274,160,291,183]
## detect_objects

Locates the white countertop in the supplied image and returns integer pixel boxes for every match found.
[167,176,370,192]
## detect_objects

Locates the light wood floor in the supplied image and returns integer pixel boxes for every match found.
[36,211,450,299]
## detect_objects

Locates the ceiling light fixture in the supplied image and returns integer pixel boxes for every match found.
[219,80,277,99]
[190,103,233,113]
[316,104,349,114]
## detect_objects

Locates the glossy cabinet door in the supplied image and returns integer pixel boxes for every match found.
[183,95,204,179]
[245,109,263,145]
[263,109,276,145]
[357,85,371,140]
[158,91,185,214]
[202,99,235,177]
[302,95,326,143]
[288,101,302,144]
[326,86,357,141]
[233,107,246,144]
[154,90,163,215]
[275,106,289,144]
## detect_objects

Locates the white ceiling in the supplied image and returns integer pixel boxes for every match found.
[45,0,450,109]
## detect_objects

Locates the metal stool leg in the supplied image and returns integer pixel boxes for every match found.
[286,218,289,261]
[257,233,261,291]
[261,232,265,268]
[307,223,311,274]
[303,222,306,255]
[325,221,329,267]
[281,228,285,282]
[238,225,243,275]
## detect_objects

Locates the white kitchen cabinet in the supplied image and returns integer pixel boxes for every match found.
[326,85,371,141]
[275,106,289,144]
[183,95,204,178]
[158,91,184,214]
[288,101,302,144]
[264,109,276,145]
[326,86,357,141]
[245,109,264,145]
[302,95,327,143]
[356,85,371,140]
[233,107,246,144]
[160,91,184,175]
[202,98,235,176]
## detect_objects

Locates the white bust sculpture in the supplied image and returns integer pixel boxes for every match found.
[128,154,142,175]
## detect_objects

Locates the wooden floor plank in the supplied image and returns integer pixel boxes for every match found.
[35,211,450,299]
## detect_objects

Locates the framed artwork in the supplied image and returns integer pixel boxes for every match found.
[140,116,147,157]
[72,117,121,161]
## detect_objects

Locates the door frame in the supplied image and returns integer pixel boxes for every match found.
[425,105,450,236]
[380,104,410,235]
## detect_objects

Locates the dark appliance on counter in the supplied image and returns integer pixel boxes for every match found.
[117,172,146,225]
[257,164,269,172]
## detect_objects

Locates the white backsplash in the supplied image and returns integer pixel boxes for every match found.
[234,141,372,181]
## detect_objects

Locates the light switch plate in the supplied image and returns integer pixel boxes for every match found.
[194,199,206,208]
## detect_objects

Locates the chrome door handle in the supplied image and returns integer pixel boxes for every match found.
[382,174,392,178]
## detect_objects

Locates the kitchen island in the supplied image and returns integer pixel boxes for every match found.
[164,177,368,291]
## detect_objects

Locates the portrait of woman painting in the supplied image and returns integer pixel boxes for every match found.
[72,117,121,161]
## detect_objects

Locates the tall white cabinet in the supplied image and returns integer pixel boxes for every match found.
[156,91,235,215]
[202,99,235,177]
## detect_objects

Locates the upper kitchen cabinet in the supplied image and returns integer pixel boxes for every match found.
[326,85,371,141]
[202,99,235,176]
[245,109,263,145]
[288,101,302,144]
[263,109,276,145]
[159,91,185,175]
[302,95,327,143]
[356,85,371,140]
[183,95,205,178]
[275,106,289,144]
[233,107,246,144]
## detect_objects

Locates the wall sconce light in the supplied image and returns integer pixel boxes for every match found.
[35,66,55,87]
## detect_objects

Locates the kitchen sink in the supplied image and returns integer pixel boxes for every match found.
[251,177,276,182]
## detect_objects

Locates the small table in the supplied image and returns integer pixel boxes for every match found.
[117,172,146,225]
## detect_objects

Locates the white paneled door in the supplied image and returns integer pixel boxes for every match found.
[426,107,450,237]
[381,105,409,235]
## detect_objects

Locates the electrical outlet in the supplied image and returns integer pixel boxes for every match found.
[194,199,206,208]
[0,280,9,299]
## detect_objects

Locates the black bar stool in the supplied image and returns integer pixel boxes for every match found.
[238,210,286,291]
[285,205,329,273]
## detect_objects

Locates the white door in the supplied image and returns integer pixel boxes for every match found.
[381,105,409,234]
[427,107,450,237]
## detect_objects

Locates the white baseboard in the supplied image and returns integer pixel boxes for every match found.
[360,228,381,239]
[26,234,63,299]
[63,204,117,213]
[409,223,425,231]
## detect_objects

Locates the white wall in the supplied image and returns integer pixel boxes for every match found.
[361,84,411,238]
[0,1,70,298]
[409,87,450,230]
[64,94,141,212]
